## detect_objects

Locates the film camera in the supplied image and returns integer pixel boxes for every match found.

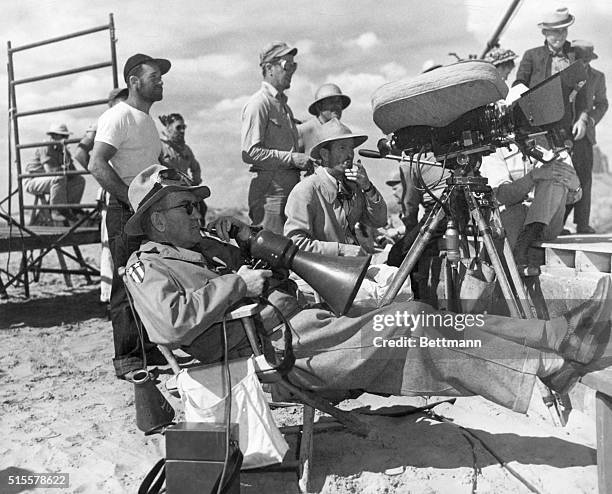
[368,60,588,308]
[371,60,587,168]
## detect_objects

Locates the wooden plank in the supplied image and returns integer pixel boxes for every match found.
[546,247,576,269]
[595,392,612,494]
[582,368,612,397]
[0,226,100,253]
[575,251,612,273]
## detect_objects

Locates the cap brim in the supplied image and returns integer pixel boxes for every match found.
[308,94,352,116]
[278,47,298,58]
[124,184,210,236]
[310,134,368,160]
[152,58,171,75]
[46,131,72,136]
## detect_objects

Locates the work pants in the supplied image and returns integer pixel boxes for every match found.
[25,174,85,218]
[106,196,150,377]
[248,170,299,235]
[186,300,563,414]
[567,138,594,228]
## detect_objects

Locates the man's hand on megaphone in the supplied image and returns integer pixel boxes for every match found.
[237,265,273,297]
[208,216,251,242]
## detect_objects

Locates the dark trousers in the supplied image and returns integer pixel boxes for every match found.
[107,196,150,376]
[566,138,594,228]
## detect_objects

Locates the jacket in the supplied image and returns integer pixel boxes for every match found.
[574,65,608,144]
[284,166,387,256]
[514,41,576,89]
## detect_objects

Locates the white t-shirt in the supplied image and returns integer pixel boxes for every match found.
[95,101,161,185]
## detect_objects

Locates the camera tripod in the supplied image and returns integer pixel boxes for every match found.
[379,154,568,425]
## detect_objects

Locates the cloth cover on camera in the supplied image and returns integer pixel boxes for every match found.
[372,61,508,134]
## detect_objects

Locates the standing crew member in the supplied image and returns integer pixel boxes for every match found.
[89,53,171,381]
[241,41,313,234]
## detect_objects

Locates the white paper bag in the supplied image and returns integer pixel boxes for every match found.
[176,356,289,469]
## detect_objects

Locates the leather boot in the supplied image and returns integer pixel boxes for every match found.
[557,276,612,364]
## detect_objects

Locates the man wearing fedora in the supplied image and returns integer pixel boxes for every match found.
[514,7,576,89]
[298,83,351,156]
[123,164,612,415]
[89,53,171,380]
[24,123,85,223]
[284,118,386,256]
[564,40,609,234]
[241,41,313,235]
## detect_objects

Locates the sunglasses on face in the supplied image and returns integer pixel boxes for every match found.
[163,200,201,215]
[277,59,297,71]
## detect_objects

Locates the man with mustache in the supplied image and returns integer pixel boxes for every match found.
[284,118,387,257]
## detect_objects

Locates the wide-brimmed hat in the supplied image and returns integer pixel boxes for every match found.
[538,7,575,30]
[310,118,368,160]
[484,47,518,66]
[572,40,598,61]
[108,87,129,102]
[308,83,351,115]
[123,53,171,83]
[259,41,298,66]
[46,123,71,136]
[125,165,210,236]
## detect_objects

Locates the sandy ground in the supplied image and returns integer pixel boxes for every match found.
[2,173,612,494]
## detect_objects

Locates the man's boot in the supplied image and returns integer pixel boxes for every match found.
[513,222,545,276]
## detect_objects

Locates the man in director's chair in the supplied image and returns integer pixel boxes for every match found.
[123,163,612,416]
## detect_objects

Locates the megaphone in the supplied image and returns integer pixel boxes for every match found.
[250,230,370,316]
[132,369,175,435]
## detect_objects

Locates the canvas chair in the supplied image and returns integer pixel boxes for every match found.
[121,269,369,493]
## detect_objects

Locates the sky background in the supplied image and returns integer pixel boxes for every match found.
[1,0,611,213]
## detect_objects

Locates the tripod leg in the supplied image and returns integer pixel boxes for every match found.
[487,196,564,426]
[379,194,448,307]
[463,189,523,317]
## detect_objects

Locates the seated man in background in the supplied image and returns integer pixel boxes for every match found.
[25,123,85,224]
[124,164,611,414]
[284,118,387,257]
[480,146,581,275]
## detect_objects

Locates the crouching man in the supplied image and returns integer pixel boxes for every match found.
[124,164,611,413]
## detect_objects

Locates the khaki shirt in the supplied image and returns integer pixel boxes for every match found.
[241,81,301,195]
[26,144,74,174]
[125,240,247,347]
[297,117,323,157]
[284,166,387,256]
